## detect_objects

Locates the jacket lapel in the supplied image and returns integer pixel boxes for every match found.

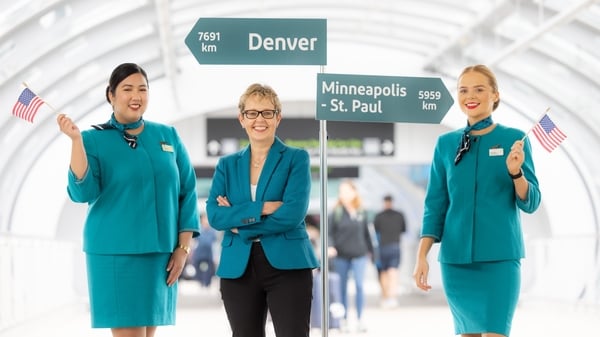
[255,137,285,201]
[237,146,252,201]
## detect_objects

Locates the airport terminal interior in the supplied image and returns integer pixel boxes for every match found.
[1,0,600,336]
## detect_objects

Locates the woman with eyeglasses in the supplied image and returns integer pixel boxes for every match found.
[206,83,318,337]
[413,65,541,337]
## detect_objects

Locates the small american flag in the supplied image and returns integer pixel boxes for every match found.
[12,88,44,123]
[531,114,567,153]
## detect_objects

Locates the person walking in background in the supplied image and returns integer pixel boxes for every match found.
[206,83,318,337]
[373,194,407,309]
[328,179,373,333]
[413,64,541,337]
[190,212,218,288]
[56,62,200,337]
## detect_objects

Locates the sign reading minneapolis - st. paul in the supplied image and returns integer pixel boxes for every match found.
[316,73,454,124]
[185,18,326,65]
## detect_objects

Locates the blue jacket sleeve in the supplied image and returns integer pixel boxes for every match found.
[237,150,311,241]
[421,138,448,242]
[205,157,264,232]
[516,138,542,213]
[174,129,201,235]
[67,131,101,203]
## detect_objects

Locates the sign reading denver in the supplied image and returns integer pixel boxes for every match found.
[185,18,327,65]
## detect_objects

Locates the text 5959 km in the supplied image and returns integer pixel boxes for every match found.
[418,90,442,100]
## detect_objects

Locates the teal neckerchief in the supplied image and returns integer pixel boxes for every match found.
[91,113,144,149]
[109,113,143,131]
[454,116,493,165]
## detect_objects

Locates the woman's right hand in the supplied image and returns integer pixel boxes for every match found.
[262,201,282,215]
[413,258,432,291]
[56,114,81,140]
[215,196,238,233]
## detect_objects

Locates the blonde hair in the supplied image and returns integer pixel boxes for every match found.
[238,83,282,113]
[458,64,500,111]
[335,179,363,210]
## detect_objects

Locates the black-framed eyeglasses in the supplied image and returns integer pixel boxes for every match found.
[454,133,471,165]
[241,109,278,119]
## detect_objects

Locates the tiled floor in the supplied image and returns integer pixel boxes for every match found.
[2,279,599,337]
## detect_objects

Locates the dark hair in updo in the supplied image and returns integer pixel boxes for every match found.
[105,63,149,104]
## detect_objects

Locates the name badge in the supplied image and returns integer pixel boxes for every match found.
[161,142,174,152]
[489,147,504,156]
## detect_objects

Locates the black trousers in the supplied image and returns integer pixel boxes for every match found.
[220,242,313,337]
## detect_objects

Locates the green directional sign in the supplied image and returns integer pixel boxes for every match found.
[185,18,327,65]
[316,73,454,123]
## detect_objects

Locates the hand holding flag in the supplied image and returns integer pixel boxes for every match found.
[12,87,45,123]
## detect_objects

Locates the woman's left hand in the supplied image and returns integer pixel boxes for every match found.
[216,195,231,207]
[166,249,189,286]
[216,195,238,233]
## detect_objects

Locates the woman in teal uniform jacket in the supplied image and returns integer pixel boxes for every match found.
[413,65,542,337]
[57,63,200,337]
[206,83,318,337]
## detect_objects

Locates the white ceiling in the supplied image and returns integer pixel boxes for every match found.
[1,0,600,232]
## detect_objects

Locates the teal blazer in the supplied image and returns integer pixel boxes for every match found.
[421,124,542,264]
[67,121,200,254]
[206,137,319,278]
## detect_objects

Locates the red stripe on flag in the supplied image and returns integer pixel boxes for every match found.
[531,114,566,153]
[11,88,45,123]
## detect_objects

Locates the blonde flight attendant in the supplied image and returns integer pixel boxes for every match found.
[413,64,541,337]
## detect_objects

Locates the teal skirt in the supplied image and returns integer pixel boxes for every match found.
[86,253,177,328]
[441,260,520,336]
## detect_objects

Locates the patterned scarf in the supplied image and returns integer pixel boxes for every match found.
[92,113,144,149]
[454,116,493,165]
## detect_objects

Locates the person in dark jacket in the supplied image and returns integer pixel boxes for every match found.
[328,179,373,333]
[191,213,217,287]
